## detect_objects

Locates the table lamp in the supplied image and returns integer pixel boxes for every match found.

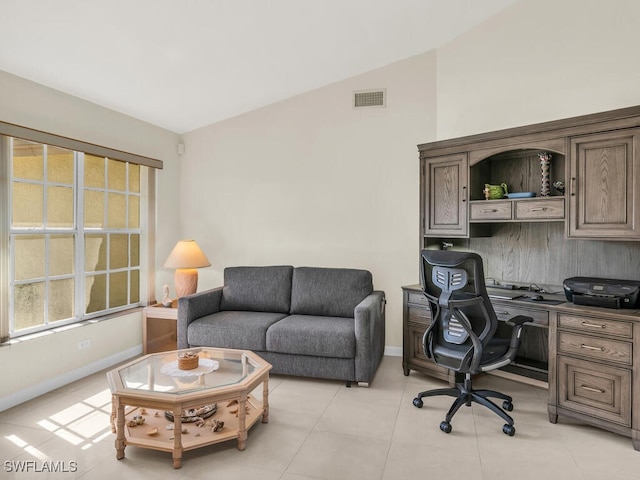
[163,239,211,298]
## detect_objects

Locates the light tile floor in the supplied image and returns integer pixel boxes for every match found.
[1,355,640,479]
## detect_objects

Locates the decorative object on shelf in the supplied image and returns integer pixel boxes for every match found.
[484,183,508,199]
[161,284,172,307]
[538,152,552,196]
[210,419,224,432]
[165,404,218,423]
[163,239,211,298]
[552,180,565,194]
[127,414,145,427]
[504,192,536,198]
[177,351,200,370]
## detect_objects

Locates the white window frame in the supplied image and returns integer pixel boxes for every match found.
[0,133,155,341]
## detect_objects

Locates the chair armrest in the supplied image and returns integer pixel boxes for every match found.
[506,315,533,327]
[505,315,533,349]
[354,291,386,383]
[177,287,223,349]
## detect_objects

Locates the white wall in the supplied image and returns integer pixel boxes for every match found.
[0,70,181,408]
[437,0,640,139]
[180,52,438,349]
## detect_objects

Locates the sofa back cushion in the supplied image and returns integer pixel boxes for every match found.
[290,267,373,318]
[220,266,293,313]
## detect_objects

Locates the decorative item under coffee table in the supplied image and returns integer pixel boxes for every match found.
[107,347,271,468]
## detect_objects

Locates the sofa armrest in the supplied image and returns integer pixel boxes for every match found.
[177,287,223,349]
[354,290,386,384]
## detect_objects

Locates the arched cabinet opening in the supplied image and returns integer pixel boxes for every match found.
[469,148,566,224]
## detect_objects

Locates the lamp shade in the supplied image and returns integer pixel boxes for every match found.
[163,240,211,269]
[163,240,211,298]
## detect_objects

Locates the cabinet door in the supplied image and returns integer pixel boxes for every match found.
[568,129,640,239]
[423,153,469,237]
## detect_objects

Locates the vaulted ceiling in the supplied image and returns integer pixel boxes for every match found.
[0,0,519,133]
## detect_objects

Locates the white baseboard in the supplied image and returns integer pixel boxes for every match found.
[0,345,142,412]
[384,345,402,357]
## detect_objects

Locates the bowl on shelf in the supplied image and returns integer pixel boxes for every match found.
[504,192,536,198]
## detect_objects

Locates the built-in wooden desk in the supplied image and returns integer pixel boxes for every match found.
[402,284,640,451]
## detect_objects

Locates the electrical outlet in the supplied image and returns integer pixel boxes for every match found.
[78,339,91,350]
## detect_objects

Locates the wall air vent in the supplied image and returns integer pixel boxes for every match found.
[353,89,386,108]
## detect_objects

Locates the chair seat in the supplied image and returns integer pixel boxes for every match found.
[432,337,511,372]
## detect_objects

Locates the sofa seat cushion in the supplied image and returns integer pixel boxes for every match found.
[265,314,356,358]
[290,267,373,318]
[188,311,288,351]
[220,265,293,313]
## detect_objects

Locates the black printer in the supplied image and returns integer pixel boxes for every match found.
[563,277,640,309]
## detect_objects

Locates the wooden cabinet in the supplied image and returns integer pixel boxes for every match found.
[549,310,639,450]
[568,129,640,239]
[418,106,640,242]
[422,154,469,238]
[402,285,455,385]
[143,302,178,354]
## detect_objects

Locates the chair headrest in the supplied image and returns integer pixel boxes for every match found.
[432,266,468,306]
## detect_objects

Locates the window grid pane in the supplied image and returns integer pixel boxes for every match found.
[8,139,143,337]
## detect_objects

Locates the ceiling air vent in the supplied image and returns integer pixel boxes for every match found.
[353,89,386,108]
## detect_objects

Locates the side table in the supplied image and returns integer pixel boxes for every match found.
[143,301,178,354]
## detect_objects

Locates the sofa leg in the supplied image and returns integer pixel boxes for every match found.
[357,382,370,388]
[346,381,352,388]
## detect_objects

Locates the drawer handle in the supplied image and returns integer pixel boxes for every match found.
[581,321,606,329]
[581,344,605,352]
[531,207,548,212]
[580,384,605,394]
[496,311,510,315]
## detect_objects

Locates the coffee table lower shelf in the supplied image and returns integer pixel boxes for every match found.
[113,394,266,467]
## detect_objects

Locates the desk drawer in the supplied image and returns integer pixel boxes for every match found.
[558,355,631,426]
[558,314,632,339]
[491,304,549,326]
[470,201,512,221]
[558,331,631,365]
[514,198,564,220]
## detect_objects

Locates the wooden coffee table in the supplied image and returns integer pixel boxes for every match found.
[107,347,271,468]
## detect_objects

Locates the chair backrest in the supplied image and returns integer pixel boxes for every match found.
[420,250,498,372]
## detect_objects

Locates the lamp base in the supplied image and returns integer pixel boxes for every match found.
[174,268,198,298]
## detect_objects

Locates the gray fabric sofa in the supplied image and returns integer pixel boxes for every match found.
[177,265,386,386]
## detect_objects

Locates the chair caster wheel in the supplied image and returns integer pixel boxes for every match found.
[440,421,452,434]
[502,424,515,436]
[413,397,423,408]
[502,400,513,411]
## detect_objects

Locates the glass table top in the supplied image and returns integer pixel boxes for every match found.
[116,348,261,395]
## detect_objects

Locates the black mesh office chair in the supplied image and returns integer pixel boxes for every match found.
[412,250,531,436]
